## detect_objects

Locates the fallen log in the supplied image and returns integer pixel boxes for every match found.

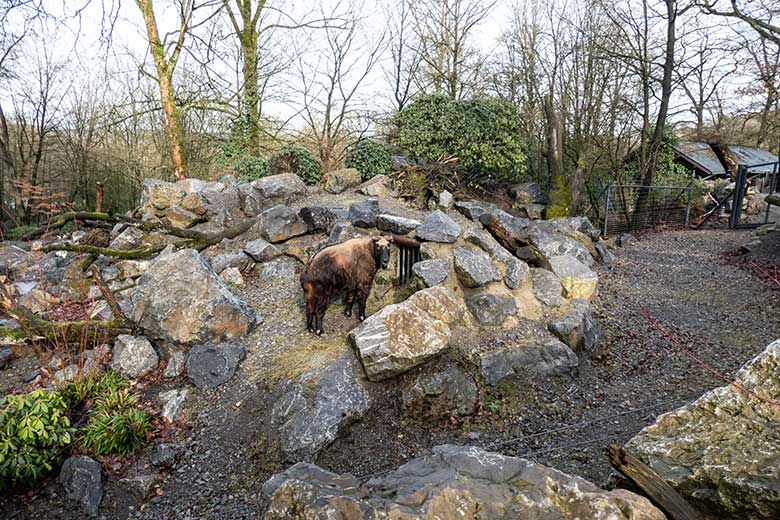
[606,443,703,520]
[767,194,780,207]
[707,135,739,180]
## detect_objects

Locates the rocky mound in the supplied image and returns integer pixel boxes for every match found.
[262,444,665,519]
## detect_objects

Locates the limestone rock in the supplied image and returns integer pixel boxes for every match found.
[625,339,780,519]
[18,288,59,314]
[505,258,530,289]
[436,189,453,210]
[163,350,186,378]
[131,248,256,344]
[481,340,579,385]
[454,199,498,221]
[239,173,307,216]
[299,206,340,234]
[322,168,362,194]
[159,388,189,421]
[150,443,180,468]
[209,251,251,274]
[257,205,307,243]
[376,213,421,234]
[516,203,546,220]
[349,286,465,381]
[479,208,529,243]
[466,291,517,325]
[358,174,392,196]
[244,238,281,263]
[532,268,563,306]
[547,255,598,301]
[271,355,371,461]
[262,445,665,519]
[220,266,244,286]
[402,366,478,418]
[110,335,159,379]
[160,206,202,229]
[115,260,150,280]
[528,221,595,266]
[59,455,103,517]
[347,198,379,228]
[186,342,244,388]
[453,246,501,288]
[141,178,184,211]
[510,182,546,204]
[548,299,605,356]
[412,258,450,287]
[416,210,461,243]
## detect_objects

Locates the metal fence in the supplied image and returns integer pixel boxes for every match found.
[601,178,695,236]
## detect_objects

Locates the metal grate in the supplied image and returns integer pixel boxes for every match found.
[397,243,421,283]
[602,182,694,236]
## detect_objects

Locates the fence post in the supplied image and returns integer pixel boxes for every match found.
[684,172,695,227]
[603,182,612,237]
[95,182,104,213]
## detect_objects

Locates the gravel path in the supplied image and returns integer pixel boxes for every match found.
[2,228,779,519]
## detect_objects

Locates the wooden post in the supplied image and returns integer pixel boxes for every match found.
[606,443,703,520]
[95,182,104,213]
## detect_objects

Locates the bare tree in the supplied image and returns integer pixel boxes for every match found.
[384,0,423,114]
[699,0,780,45]
[411,0,496,99]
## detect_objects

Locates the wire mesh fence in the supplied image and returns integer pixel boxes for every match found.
[601,182,693,236]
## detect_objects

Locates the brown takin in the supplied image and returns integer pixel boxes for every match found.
[300,236,391,335]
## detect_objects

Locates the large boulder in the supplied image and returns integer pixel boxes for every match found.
[262,445,665,519]
[532,268,563,306]
[59,455,103,517]
[271,355,371,461]
[256,205,308,243]
[453,246,501,288]
[141,178,185,211]
[528,221,595,266]
[322,168,362,194]
[347,198,380,228]
[510,181,546,204]
[547,255,598,301]
[131,248,256,344]
[244,238,281,263]
[416,210,461,243]
[479,208,529,243]
[412,258,450,287]
[186,342,245,388]
[299,206,340,234]
[349,286,466,381]
[625,339,780,519]
[480,340,579,385]
[466,291,517,325]
[454,199,498,221]
[239,173,307,216]
[548,299,605,356]
[376,213,421,234]
[402,366,478,419]
[358,174,392,196]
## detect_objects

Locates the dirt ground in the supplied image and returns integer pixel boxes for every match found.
[2,227,779,520]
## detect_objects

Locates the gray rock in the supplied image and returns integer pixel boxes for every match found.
[357,175,392,196]
[110,335,159,379]
[159,388,188,421]
[510,182,546,204]
[325,222,370,246]
[257,256,299,280]
[271,355,371,461]
[299,206,340,234]
[141,178,184,211]
[453,246,502,287]
[617,233,636,247]
[625,339,780,519]
[209,251,250,274]
[532,268,563,306]
[481,340,579,385]
[131,248,256,344]
[257,205,307,243]
[186,342,245,388]
[515,203,546,219]
[454,199,498,221]
[412,259,450,287]
[59,455,103,517]
[547,255,598,301]
[402,366,478,418]
[466,292,517,325]
[52,364,80,385]
[163,350,186,378]
[594,242,615,264]
[376,214,421,234]
[548,300,605,356]
[322,168,362,194]
[347,198,379,228]
[528,222,594,266]
[505,258,530,289]
[0,345,14,369]
[261,445,664,519]
[479,209,529,242]
[437,190,453,210]
[349,287,466,381]
[244,238,281,262]
[220,266,244,286]
[239,173,307,216]
[150,443,180,468]
[416,210,461,243]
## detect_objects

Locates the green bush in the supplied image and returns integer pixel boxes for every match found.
[59,370,129,410]
[233,155,269,181]
[5,225,38,241]
[397,95,527,184]
[79,388,151,456]
[0,389,73,489]
[268,145,322,185]
[345,139,392,180]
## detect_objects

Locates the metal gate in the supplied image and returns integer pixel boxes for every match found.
[601,176,695,236]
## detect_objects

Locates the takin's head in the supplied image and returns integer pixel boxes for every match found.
[372,236,391,269]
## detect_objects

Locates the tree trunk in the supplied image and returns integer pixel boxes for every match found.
[136,0,189,180]
[545,94,569,217]
[707,134,739,179]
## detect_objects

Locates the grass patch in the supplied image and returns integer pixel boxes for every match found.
[268,334,348,382]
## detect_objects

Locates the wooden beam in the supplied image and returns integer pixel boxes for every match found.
[707,135,739,180]
[606,443,703,520]
[766,194,780,207]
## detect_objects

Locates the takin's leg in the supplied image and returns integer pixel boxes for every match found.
[344,291,356,317]
[314,301,327,335]
[356,284,371,322]
[303,282,317,332]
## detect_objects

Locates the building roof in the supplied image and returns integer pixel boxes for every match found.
[673,142,779,177]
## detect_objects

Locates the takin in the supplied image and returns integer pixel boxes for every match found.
[300,236,391,335]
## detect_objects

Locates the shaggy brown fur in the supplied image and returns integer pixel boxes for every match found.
[300,236,391,334]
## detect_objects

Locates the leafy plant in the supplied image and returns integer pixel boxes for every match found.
[0,389,73,489]
[397,95,527,184]
[5,225,38,241]
[79,388,151,456]
[268,145,322,185]
[345,139,392,180]
[233,155,269,181]
[59,370,129,410]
